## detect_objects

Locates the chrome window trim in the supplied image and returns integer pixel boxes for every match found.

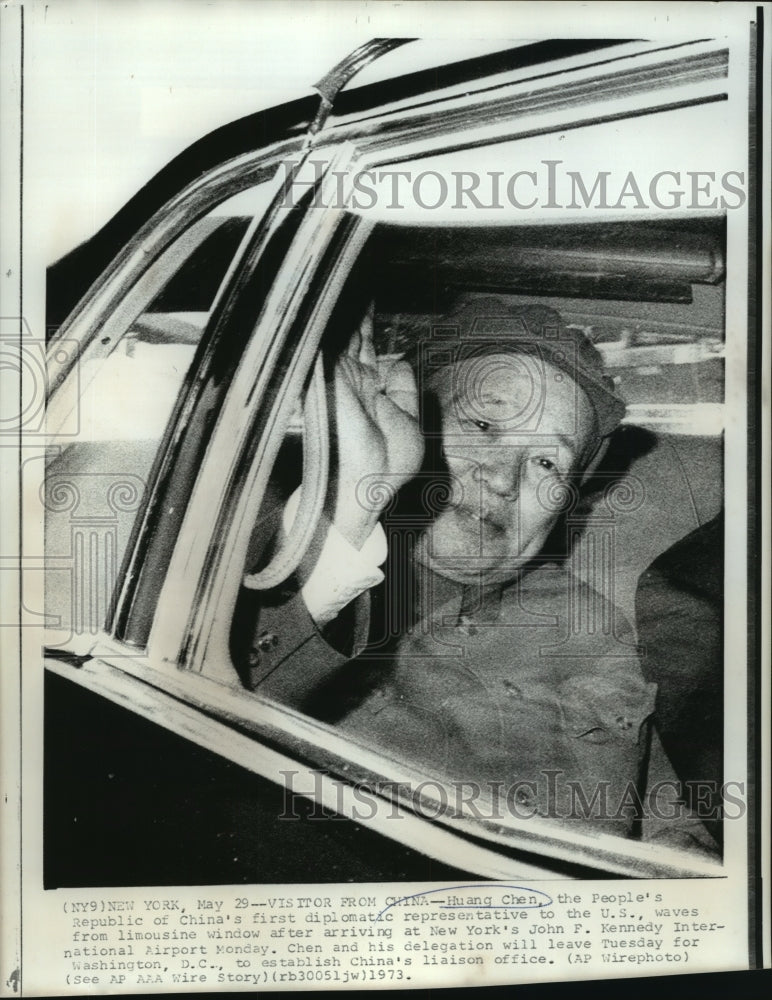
[46,140,303,397]
[323,40,728,150]
[49,640,723,880]
[149,143,373,675]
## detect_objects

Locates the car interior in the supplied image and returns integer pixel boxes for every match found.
[237,215,724,656]
[226,213,726,864]
[369,217,723,630]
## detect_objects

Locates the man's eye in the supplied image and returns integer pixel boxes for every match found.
[532,456,559,474]
[473,420,491,431]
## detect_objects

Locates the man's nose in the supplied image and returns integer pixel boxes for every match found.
[473,450,525,500]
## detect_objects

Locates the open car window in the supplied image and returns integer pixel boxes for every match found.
[212,205,725,877]
[160,51,729,876]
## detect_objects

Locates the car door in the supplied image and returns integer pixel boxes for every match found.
[45,36,736,881]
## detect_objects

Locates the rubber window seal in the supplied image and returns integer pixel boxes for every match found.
[242,351,328,591]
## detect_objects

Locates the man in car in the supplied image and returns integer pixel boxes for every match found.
[243,296,714,849]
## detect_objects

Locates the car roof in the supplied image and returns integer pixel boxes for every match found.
[46,35,716,331]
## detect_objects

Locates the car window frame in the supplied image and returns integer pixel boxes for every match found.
[46,148,294,396]
[62,41,733,878]
[175,35,732,685]
[44,139,315,655]
[324,38,729,164]
[148,142,373,677]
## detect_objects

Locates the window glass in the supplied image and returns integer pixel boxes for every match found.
[344,102,735,226]
[44,181,274,641]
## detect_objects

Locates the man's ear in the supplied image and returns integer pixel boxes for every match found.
[580,437,610,485]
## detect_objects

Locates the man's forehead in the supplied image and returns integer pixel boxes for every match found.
[454,357,542,395]
[436,353,595,441]
[449,354,580,405]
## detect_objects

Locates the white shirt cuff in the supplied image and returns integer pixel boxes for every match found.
[283,489,387,626]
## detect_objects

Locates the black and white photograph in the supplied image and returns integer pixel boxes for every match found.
[1,0,768,994]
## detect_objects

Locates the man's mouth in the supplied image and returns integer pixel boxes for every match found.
[455,502,507,532]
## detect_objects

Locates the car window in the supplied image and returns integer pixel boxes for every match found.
[340,103,735,225]
[44,181,275,643]
[62,39,731,878]
[216,207,724,875]
[233,211,725,636]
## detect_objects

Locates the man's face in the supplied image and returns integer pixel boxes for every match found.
[424,352,597,585]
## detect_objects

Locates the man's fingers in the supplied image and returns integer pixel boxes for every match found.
[379,358,419,419]
[347,329,362,359]
[358,305,377,369]
[335,354,379,411]
[387,391,420,421]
